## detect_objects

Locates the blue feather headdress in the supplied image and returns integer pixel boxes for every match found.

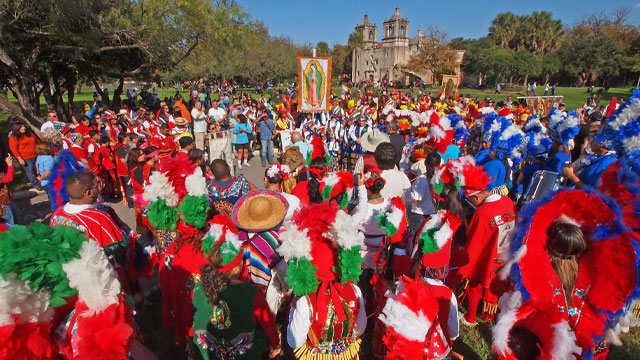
[594,89,640,157]
[48,150,86,211]
[547,109,580,146]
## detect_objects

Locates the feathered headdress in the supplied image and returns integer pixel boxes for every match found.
[142,156,210,235]
[448,113,468,144]
[594,89,640,156]
[526,132,552,159]
[306,135,327,166]
[522,115,546,134]
[265,162,290,181]
[0,223,133,359]
[425,112,454,154]
[375,197,407,244]
[493,293,581,360]
[417,210,462,269]
[320,171,354,209]
[277,203,364,324]
[201,214,241,273]
[502,189,639,355]
[379,277,439,360]
[547,109,580,147]
[48,150,86,211]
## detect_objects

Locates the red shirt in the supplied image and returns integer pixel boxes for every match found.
[8,133,37,160]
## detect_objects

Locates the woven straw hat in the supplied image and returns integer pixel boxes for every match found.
[232,190,289,232]
[174,117,188,126]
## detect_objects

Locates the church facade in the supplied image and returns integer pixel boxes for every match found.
[351,8,463,85]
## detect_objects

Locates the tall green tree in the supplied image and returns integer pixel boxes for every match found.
[0,0,221,129]
[316,41,330,56]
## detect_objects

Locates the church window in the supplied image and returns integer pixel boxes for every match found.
[389,26,394,37]
[400,25,405,36]
[369,31,374,41]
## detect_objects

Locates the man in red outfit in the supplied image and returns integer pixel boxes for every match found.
[456,173,516,326]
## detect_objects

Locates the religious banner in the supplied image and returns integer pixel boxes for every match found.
[297,57,332,112]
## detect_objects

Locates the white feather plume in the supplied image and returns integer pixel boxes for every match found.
[322,172,340,187]
[326,210,365,249]
[0,275,53,326]
[205,223,225,243]
[434,221,453,249]
[277,221,313,261]
[623,134,640,154]
[185,167,208,197]
[62,241,120,315]
[143,171,179,206]
[500,124,523,141]
[379,299,431,342]
[608,98,640,130]
[551,321,581,360]
[492,304,518,356]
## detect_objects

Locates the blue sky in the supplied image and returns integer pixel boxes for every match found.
[240,0,640,46]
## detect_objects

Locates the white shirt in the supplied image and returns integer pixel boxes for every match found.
[380,168,411,201]
[41,120,55,133]
[410,175,435,215]
[191,107,208,133]
[207,107,226,123]
[350,185,391,269]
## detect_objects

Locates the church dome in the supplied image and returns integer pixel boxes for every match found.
[388,8,406,22]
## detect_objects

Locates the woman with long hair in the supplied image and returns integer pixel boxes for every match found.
[127,147,147,232]
[191,220,281,359]
[8,121,39,188]
[232,113,252,169]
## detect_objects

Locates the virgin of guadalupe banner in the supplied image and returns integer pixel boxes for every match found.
[297,57,332,112]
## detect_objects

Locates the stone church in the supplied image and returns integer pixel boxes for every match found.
[351,8,463,85]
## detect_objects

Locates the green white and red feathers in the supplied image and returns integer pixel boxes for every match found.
[0,224,133,359]
[417,210,462,269]
[379,277,439,360]
[143,156,210,232]
[201,215,241,273]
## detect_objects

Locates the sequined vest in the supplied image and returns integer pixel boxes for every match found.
[191,282,267,360]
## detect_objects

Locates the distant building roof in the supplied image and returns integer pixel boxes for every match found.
[357,14,376,28]
[387,8,406,22]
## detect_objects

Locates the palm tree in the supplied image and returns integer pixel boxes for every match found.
[489,12,519,49]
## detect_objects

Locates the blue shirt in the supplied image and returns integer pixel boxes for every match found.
[545,151,572,173]
[293,141,309,160]
[257,115,276,138]
[233,122,252,144]
[521,162,544,192]
[36,155,55,187]
[475,148,491,166]
[484,158,506,189]
[439,144,461,164]
[578,154,617,187]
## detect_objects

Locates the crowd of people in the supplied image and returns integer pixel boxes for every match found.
[1,81,640,360]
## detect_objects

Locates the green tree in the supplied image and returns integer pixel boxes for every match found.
[316,41,330,56]
[0,0,220,129]
[489,12,519,49]
[407,27,459,83]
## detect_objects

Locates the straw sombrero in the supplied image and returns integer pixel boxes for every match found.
[174,117,188,126]
[232,190,289,232]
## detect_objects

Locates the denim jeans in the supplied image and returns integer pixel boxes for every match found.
[22,157,39,187]
[260,138,274,164]
[2,203,15,225]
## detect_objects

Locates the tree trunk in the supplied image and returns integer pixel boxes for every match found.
[112,76,125,110]
[0,92,43,135]
[92,77,112,109]
[523,74,529,94]
[509,76,513,86]
[52,76,69,122]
